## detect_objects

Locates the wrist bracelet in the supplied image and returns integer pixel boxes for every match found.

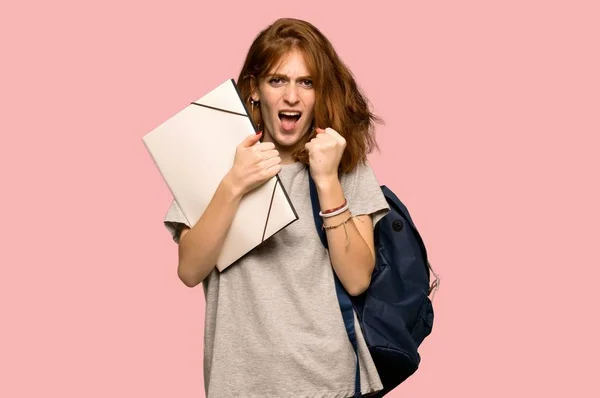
[319,199,349,218]
[322,214,354,247]
[320,204,349,218]
[320,199,347,214]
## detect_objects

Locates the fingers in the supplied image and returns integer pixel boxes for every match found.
[260,149,279,160]
[256,141,276,151]
[253,155,281,183]
[312,128,332,143]
[305,127,347,155]
[240,131,263,148]
[315,127,343,139]
[312,127,345,147]
[261,154,282,170]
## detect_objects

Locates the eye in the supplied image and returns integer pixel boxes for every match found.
[269,77,285,86]
[300,79,313,88]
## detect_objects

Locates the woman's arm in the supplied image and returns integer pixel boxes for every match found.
[316,177,376,296]
[305,127,386,296]
[176,174,244,287]
[175,132,281,287]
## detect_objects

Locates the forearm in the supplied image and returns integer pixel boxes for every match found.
[316,177,375,296]
[177,173,243,287]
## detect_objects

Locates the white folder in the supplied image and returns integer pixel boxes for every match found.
[142,78,299,271]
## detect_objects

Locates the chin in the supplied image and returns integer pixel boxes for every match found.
[271,126,310,148]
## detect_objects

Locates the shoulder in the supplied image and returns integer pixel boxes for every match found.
[339,160,390,227]
[340,159,380,192]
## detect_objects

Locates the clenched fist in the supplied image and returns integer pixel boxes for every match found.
[304,127,346,184]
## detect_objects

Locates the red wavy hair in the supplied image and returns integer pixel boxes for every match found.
[237,18,382,174]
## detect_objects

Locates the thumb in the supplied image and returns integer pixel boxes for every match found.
[241,131,262,147]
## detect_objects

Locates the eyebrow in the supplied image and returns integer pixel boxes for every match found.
[268,73,312,80]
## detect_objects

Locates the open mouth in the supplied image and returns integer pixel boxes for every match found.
[279,111,301,131]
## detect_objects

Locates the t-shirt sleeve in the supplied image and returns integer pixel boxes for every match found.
[163,199,192,244]
[342,160,390,228]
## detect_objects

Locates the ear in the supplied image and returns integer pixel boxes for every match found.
[249,76,260,102]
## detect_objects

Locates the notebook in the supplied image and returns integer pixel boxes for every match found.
[142,78,299,271]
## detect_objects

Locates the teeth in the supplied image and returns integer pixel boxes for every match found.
[280,112,300,116]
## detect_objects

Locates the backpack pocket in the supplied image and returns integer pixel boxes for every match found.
[411,294,434,347]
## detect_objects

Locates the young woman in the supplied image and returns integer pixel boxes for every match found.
[163,18,390,398]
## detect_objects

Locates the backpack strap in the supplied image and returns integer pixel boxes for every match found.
[308,170,362,398]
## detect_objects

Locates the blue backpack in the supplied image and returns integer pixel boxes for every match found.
[308,171,439,398]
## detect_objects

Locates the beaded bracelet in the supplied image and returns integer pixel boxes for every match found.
[322,214,364,248]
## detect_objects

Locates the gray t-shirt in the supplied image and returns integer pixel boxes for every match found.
[164,160,390,398]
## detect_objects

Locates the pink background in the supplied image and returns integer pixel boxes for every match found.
[2,0,599,397]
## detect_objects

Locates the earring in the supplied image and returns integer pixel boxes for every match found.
[249,97,259,114]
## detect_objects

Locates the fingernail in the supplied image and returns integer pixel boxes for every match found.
[256,130,262,135]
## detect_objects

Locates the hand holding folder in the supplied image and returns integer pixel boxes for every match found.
[142,79,299,271]
[228,132,284,195]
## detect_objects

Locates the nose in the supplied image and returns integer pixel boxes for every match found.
[283,83,299,105]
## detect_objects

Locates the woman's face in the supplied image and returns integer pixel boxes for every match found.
[253,49,316,163]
